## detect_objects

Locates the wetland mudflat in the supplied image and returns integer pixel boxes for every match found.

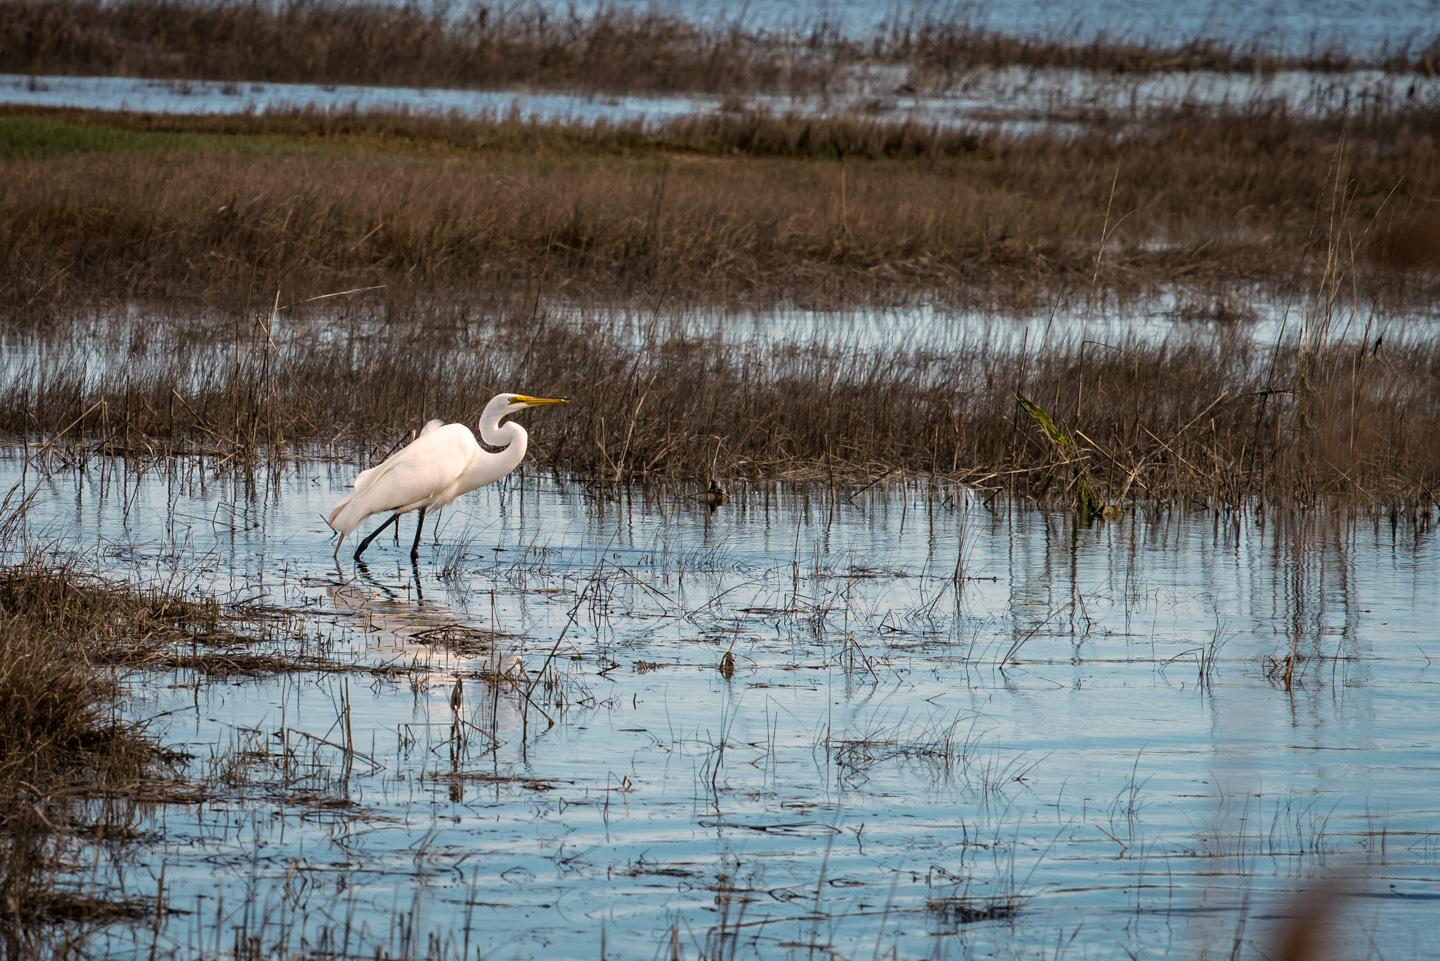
[5,453,1438,958]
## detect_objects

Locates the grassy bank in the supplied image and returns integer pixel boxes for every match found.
[2,0,1437,96]
[0,99,1437,318]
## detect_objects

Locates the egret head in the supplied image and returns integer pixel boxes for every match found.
[504,394,569,410]
[478,392,569,443]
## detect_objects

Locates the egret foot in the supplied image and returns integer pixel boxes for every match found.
[354,512,401,561]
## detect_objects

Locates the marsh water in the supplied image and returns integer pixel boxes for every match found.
[8,0,1440,949]
[6,66,1436,137]
[559,0,1440,56]
[5,438,1440,958]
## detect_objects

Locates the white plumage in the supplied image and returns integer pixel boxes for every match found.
[328,393,567,561]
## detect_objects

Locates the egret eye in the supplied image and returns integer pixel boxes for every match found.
[508,396,525,405]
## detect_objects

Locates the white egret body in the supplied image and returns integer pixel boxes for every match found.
[328,393,567,561]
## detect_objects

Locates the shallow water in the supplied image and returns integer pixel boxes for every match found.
[4,63,1436,134]
[5,450,1440,959]
[0,73,719,127]
[577,0,1440,57]
[6,295,1438,408]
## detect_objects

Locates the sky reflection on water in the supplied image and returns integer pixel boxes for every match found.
[3,452,1438,958]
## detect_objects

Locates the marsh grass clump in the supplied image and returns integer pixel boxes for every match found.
[0,559,339,948]
[0,564,195,787]
[0,562,181,943]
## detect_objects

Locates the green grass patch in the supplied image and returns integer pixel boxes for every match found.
[0,113,312,160]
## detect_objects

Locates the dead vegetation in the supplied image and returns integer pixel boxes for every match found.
[0,555,391,952]
[0,0,835,95]
[0,562,193,794]
[4,284,1439,508]
[926,894,1021,926]
[0,22,1438,511]
[0,562,180,950]
[2,0,1437,96]
[1,91,1439,319]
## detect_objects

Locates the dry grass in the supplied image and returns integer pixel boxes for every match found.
[2,0,1437,97]
[0,50,1437,507]
[0,559,337,950]
[895,23,1408,80]
[0,0,836,94]
[6,291,1440,506]
[0,562,195,796]
[0,562,192,948]
[1,96,1438,319]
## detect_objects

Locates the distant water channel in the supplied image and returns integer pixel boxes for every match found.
[3,448,1438,959]
[558,0,1440,59]
[4,62,1438,132]
[7,297,1440,398]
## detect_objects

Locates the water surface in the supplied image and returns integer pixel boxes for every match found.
[5,451,1439,959]
[4,64,1435,131]
[582,0,1440,57]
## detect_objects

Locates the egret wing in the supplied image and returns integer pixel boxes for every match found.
[328,425,478,536]
[348,420,446,491]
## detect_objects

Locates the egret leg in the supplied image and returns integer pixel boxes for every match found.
[354,513,401,561]
[410,508,427,561]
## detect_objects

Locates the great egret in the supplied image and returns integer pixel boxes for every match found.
[328,393,568,562]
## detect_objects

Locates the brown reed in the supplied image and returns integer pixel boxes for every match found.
[1,0,1436,96]
[0,562,186,941]
[0,94,1437,321]
[5,297,1439,508]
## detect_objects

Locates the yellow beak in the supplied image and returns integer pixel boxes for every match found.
[512,395,569,407]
